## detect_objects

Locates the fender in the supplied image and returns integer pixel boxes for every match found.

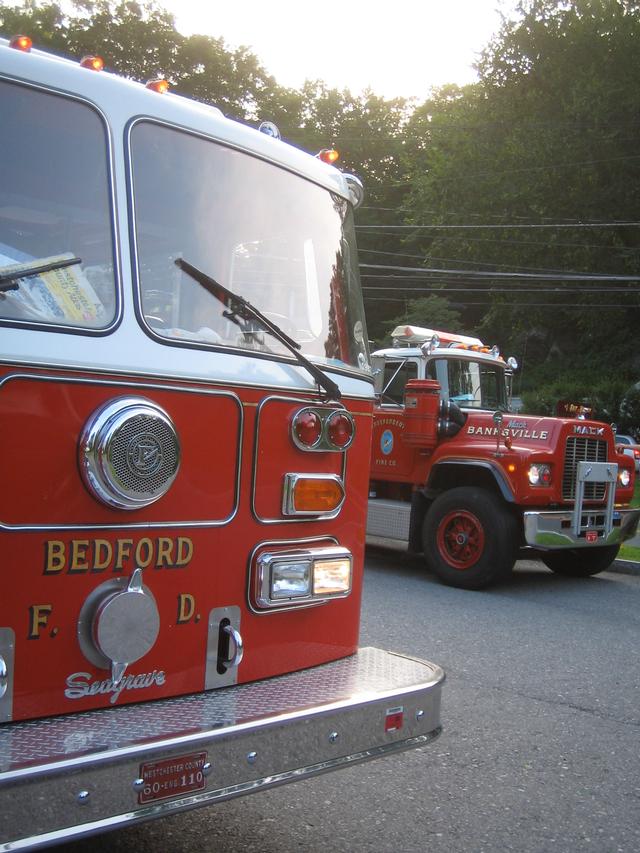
[424,459,516,503]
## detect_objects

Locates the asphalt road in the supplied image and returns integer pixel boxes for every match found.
[65,551,640,853]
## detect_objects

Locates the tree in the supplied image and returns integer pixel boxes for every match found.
[378,295,462,345]
[0,1,297,121]
[398,0,640,410]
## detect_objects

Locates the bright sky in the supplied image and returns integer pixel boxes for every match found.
[167,0,519,100]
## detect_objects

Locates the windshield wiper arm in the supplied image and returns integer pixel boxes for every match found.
[175,258,341,401]
[0,256,82,292]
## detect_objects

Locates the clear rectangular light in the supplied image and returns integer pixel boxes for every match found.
[270,560,312,600]
[313,557,352,596]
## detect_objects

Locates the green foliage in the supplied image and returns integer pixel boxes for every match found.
[519,370,632,424]
[399,0,640,401]
[0,1,294,120]
[376,294,462,347]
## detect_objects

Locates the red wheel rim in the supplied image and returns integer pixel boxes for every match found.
[436,509,485,570]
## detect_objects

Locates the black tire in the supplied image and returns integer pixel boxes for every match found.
[540,545,619,577]
[422,487,518,590]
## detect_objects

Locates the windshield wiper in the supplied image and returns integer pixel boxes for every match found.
[175,258,341,401]
[0,256,82,292]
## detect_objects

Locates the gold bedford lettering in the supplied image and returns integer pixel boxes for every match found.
[44,537,194,575]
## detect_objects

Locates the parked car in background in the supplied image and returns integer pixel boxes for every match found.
[616,434,640,473]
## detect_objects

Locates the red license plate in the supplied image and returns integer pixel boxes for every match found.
[138,751,208,804]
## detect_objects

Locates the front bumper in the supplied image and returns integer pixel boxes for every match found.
[523,506,640,549]
[0,647,443,851]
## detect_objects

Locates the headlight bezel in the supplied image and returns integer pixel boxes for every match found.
[253,545,353,611]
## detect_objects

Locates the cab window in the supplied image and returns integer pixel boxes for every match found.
[0,80,117,329]
[380,360,418,404]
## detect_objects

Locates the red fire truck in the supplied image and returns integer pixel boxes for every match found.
[367,325,640,590]
[0,38,444,849]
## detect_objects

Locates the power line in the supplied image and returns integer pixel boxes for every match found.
[358,248,639,276]
[359,263,640,282]
[357,232,640,253]
[357,222,640,230]
[363,296,639,309]
[360,205,640,225]
[362,284,640,293]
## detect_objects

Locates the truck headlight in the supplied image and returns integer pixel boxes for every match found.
[313,556,352,596]
[619,469,631,487]
[528,463,552,486]
[271,559,312,600]
[254,546,352,610]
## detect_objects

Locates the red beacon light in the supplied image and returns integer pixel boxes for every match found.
[317,148,340,165]
[146,79,170,94]
[80,55,105,71]
[9,35,32,52]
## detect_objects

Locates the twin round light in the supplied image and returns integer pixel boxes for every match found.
[292,407,355,452]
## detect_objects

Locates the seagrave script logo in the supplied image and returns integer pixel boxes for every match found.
[65,670,166,704]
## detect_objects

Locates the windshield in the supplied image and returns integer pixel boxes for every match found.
[129,121,369,372]
[0,80,116,329]
[427,357,508,411]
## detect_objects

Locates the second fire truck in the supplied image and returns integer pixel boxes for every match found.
[367,325,640,589]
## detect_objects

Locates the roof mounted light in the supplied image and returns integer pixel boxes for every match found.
[146,78,170,94]
[344,174,364,209]
[420,333,440,356]
[259,121,281,139]
[9,35,32,52]
[317,148,340,165]
[80,55,105,71]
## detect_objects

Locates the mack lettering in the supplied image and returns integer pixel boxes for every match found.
[44,537,194,575]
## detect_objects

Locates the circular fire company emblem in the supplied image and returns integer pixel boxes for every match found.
[126,432,164,478]
[381,429,394,455]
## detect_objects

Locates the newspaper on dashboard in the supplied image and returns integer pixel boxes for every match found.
[0,251,104,324]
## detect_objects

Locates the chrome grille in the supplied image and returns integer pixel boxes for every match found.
[562,437,607,500]
[109,413,179,495]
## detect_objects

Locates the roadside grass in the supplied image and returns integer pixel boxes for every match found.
[618,481,640,561]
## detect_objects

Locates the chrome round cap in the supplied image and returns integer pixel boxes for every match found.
[94,584,160,665]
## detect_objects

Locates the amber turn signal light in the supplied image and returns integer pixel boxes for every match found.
[283,474,345,516]
[80,55,105,71]
[317,148,340,164]
[146,79,170,94]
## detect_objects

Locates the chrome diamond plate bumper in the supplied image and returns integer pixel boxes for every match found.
[523,506,640,548]
[0,647,444,851]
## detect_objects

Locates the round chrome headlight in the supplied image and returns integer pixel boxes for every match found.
[79,397,180,510]
[619,469,631,488]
